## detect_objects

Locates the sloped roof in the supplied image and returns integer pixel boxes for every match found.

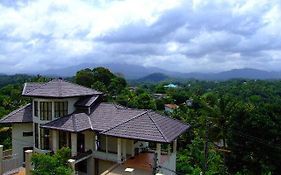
[89,103,146,131]
[42,103,190,143]
[75,95,99,107]
[0,104,33,124]
[22,79,102,98]
[102,111,190,143]
[41,113,92,132]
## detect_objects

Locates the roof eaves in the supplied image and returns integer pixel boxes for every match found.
[22,83,27,95]
[0,103,31,123]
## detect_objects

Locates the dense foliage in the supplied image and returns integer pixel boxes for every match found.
[0,70,280,174]
[31,147,72,175]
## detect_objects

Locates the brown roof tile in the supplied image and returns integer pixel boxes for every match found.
[102,111,190,143]
[0,104,33,124]
[22,79,102,98]
[41,113,92,132]
[42,103,190,143]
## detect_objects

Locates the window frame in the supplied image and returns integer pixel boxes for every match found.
[54,101,68,118]
[40,101,52,120]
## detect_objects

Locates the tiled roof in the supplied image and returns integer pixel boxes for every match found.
[75,95,100,107]
[22,79,102,98]
[41,113,92,132]
[89,103,146,131]
[0,104,32,123]
[42,103,190,143]
[102,111,190,143]
[165,104,179,109]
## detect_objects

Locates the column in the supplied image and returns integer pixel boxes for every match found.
[85,131,94,151]
[122,139,127,161]
[105,136,108,154]
[173,139,177,153]
[87,158,94,175]
[71,133,77,157]
[25,150,33,175]
[51,130,58,153]
[117,138,122,163]
[131,140,135,157]
[0,145,3,175]
[68,159,76,175]
[156,143,161,164]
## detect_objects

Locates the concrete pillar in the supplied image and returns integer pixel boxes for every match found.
[173,139,177,153]
[117,138,122,163]
[25,150,33,175]
[94,135,98,151]
[68,159,76,175]
[0,145,3,175]
[122,139,127,161]
[87,158,94,175]
[85,131,94,151]
[71,133,77,157]
[131,140,135,157]
[156,143,161,165]
[51,130,59,153]
[105,136,108,154]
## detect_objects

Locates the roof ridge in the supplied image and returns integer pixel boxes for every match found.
[147,111,169,142]
[87,115,93,130]
[24,81,50,95]
[62,79,103,95]
[102,110,149,134]
[71,114,77,132]
[0,103,31,121]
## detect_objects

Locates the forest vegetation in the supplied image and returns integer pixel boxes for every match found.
[0,68,280,174]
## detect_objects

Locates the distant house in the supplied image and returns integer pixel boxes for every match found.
[153,93,167,100]
[186,99,193,107]
[164,104,179,113]
[0,79,190,175]
[164,83,178,88]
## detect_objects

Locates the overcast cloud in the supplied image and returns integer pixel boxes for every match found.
[0,0,281,74]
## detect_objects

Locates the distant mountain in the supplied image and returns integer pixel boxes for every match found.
[211,68,280,80]
[39,63,168,79]
[134,68,281,83]
[136,73,171,83]
[38,63,281,81]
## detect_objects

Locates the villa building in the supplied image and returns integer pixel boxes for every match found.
[0,79,190,175]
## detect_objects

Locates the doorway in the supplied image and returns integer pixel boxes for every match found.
[77,133,85,153]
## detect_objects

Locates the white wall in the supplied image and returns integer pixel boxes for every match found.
[32,97,79,150]
[12,123,34,164]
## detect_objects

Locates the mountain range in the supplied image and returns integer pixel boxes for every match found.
[37,63,281,81]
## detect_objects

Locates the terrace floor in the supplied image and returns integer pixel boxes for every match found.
[103,152,169,175]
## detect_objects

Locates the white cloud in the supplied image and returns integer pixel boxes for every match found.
[0,0,281,73]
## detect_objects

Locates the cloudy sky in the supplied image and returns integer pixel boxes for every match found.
[0,0,281,74]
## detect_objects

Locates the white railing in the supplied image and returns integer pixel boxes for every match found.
[93,151,118,162]
[2,154,20,174]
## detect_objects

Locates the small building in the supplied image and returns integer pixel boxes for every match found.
[164,84,178,88]
[153,93,167,100]
[164,104,179,113]
[0,79,190,175]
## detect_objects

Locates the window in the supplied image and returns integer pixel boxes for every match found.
[59,131,70,148]
[23,131,33,137]
[34,101,38,117]
[40,128,50,150]
[40,102,52,120]
[34,123,38,148]
[54,101,68,118]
